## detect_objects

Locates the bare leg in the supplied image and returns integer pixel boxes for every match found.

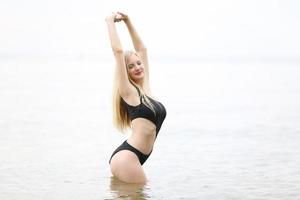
[110,150,147,183]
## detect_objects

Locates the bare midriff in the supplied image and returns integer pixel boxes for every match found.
[127,118,156,155]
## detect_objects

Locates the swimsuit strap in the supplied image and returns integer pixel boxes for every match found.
[131,83,143,104]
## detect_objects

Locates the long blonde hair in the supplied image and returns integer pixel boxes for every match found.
[112,50,156,133]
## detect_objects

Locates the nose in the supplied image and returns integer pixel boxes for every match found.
[135,65,141,70]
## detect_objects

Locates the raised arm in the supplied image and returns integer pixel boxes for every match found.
[105,13,134,97]
[117,12,150,90]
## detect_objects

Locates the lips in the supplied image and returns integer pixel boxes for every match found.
[135,71,142,75]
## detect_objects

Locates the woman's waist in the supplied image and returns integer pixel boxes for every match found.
[127,134,155,155]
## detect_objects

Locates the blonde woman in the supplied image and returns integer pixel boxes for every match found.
[105,12,167,183]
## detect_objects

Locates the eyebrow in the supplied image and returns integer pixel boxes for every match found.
[128,60,141,66]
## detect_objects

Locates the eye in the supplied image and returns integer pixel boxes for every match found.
[128,64,134,69]
[137,61,141,65]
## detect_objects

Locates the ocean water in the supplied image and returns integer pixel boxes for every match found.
[0,58,300,199]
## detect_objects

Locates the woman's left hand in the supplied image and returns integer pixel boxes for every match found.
[116,11,129,22]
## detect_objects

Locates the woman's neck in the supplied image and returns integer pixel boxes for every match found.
[133,79,144,90]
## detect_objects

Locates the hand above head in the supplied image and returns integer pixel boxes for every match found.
[105,12,117,23]
[105,12,129,23]
[116,11,129,22]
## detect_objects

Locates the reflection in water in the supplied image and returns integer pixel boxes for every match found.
[109,176,150,199]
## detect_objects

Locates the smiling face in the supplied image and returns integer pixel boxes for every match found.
[126,53,145,82]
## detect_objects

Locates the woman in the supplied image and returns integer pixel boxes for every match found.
[105,12,167,183]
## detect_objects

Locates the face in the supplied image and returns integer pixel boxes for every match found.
[127,53,144,82]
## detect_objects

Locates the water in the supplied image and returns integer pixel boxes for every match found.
[0,58,300,199]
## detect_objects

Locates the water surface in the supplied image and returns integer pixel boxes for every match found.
[0,59,300,199]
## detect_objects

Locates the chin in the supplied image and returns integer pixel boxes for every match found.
[135,74,144,79]
[132,77,143,83]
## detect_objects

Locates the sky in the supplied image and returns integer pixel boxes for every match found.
[0,0,300,59]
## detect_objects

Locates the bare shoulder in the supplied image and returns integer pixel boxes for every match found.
[143,86,157,100]
[120,85,141,107]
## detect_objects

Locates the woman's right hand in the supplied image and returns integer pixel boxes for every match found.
[105,13,116,22]
[105,12,123,23]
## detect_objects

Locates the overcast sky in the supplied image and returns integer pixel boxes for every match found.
[0,0,299,59]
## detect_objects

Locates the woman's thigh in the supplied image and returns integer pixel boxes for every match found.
[110,150,147,183]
